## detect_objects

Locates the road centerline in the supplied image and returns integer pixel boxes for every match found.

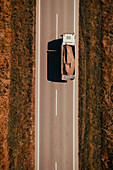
[56,14,58,39]
[56,89,58,116]
[55,162,58,170]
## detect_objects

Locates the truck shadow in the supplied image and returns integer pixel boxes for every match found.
[47,39,67,83]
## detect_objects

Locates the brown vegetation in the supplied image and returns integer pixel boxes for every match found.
[101,0,113,168]
[0,0,35,169]
[79,0,113,169]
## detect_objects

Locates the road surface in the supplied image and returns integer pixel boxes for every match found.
[35,0,79,169]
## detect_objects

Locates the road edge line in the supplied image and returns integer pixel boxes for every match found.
[35,0,41,170]
[73,0,79,170]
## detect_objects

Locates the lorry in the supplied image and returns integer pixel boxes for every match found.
[61,33,75,81]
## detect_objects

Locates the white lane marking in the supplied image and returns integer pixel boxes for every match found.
[73,0,76,169]
[56,14,58,39]
[35,0,41,170]
[73,0,79,170]
[74,0,76,34]
[56,89,58,116]
[73,78,76,170]
[55,162,58,170]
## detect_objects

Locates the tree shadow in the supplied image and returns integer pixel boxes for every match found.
[47,39,67,83]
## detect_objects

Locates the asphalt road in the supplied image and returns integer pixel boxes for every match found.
[38,0,76,169]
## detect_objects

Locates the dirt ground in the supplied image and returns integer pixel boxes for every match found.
[79,0,113,169]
